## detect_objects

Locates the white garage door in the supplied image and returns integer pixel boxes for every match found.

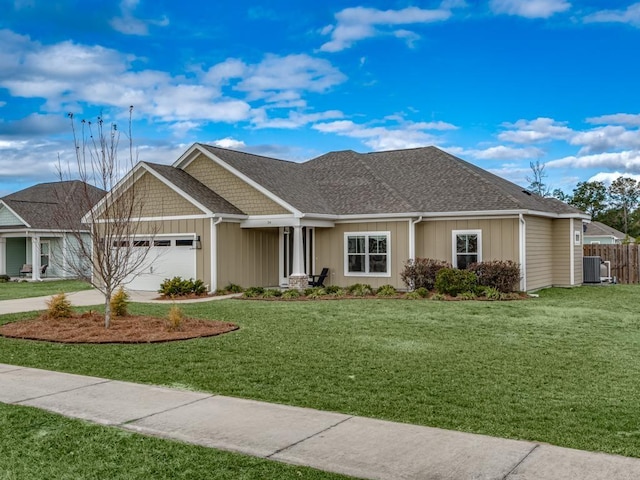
[123,236,196,291]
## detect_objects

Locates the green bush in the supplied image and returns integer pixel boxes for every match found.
[376,284,397,297]
[223,283,244,293]
[159,277,207,297]
[324,285,342,294]
[415,287,429,298]
[435,268,478,297]
[468,260,520,293]
[346,283,373,297]
[110,287,129,317]
[458,291,477,301]
[405,291,422,300]
[262,289,283,298]
[281,289,301,299]
[400,258,452,291]
[482,287,502,300]
[330,288,346,298]
[306,288,327,299]
[243,286,265,298]
[46,293,73,318]
[430,292,446,301]
[0,274,10,283]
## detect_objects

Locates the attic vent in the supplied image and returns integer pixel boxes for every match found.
[522,190,532,196]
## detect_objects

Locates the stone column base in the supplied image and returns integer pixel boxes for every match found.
[288,274,309,291]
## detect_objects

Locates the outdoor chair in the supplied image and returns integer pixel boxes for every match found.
[41,264,48,277]
[308,267,329,287]
[19,264,32,277]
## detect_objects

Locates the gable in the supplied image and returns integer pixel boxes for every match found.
[184,154,290,215]
[98,171,204,219]
[0,203,26,227]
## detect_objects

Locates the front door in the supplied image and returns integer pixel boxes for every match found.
[279,227,314,286]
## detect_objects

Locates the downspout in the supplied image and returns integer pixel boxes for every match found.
[210,217,223,293]
[519,214,527,291]
[408,216,423,260]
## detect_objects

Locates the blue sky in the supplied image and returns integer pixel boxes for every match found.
[1,0,639,196]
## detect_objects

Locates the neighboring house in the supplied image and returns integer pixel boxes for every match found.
[0,181,106,279]
[584,221,633,245]
[91,144,588,292]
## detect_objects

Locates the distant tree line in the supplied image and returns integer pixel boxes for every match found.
[526,161,640,237]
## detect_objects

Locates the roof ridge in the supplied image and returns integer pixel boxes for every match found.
[198,143,301,166]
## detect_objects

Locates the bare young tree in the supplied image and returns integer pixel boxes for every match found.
[55,107,156,328]
[526,160,551,197]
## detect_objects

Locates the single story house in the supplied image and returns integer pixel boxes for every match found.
[0,181,105,279]
[584,221,633,244]
[91,144,588,292]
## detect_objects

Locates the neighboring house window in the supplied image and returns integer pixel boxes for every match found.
[452,230,481,269]
[344,232,390,276]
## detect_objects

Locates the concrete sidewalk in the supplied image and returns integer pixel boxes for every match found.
[1,364,639,479]
[0,289,239,315]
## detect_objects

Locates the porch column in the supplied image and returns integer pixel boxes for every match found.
[0,238,6,275]
[288,226,308,290]
[31,236,41,281]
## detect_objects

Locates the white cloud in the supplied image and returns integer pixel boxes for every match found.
[570,126,640,154]
[319,6,452,52]
[584,3,640,27]
[587,113,640,126]
[110,0,169,36]
[212,137,246,149]
[313,119,440,151]
[490,0,571,18]
[251,109,344,129]
[547,150,640,172]
[498,117,573,143]
[463,145,544,160]
[588,171,640,185]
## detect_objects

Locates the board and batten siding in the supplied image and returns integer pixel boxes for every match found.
[573,220,583,286]
[415,218,519,265]
[216,222,279,288]
[525,216,554,291]
[184,154,289,215]
[314,221,409,290]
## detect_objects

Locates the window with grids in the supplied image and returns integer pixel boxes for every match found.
[453,230,481,269]
[345,232,390,276]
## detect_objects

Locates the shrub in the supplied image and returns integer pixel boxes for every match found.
[400,258,452,291]
[346,283,373,297]
[330,288,346,298]
[159,277,207,297]
[482,286,502,300]
[435,268,478,297]
[376,284,397,297]
[46,293,73,318]
[415,287,429,298]
[110,287,129,317]
[281,289,301,299]
[167,305,184,331]
[324,285,342,294]
[243,286,265,298]
[430,293,446,301]
[262,288,283,298]
[405,291,422,300]
[468,260,520,293]
[224,283,244,293]
[458,291,477,301]
[0,274,10,283]
[306,288,327,299]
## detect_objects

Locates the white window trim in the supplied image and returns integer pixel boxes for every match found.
[344,231,391,277]
[452,230,482,269]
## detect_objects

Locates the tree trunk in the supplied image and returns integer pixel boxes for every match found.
[104,289,112,329]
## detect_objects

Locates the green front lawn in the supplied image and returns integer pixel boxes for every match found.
[0,403,351,479]
[1,285,640,458]
[0,279,92,300]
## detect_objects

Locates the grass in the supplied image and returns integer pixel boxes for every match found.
[1,285,640,458]
[0,403,351,479]
[0,279,91,300]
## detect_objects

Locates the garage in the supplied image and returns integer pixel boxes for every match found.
[123,236,197,291]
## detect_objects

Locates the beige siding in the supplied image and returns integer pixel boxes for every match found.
[216,222,279,288]
[415,218,519,264]
[525,216,554,291]
[574,220,583,285]
[125,218,212,287]
[184,154,289,215]
[551,218,572,286]
[314,221,409,289]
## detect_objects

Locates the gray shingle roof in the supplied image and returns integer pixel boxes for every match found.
[196,144,583,216]
[1,181,106,230]
[584,221,627,239]
[143,162,244,215]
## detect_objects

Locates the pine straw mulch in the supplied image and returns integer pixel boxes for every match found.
[0,312,238,344]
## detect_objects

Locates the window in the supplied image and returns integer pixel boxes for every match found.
[344,232,390,276]
[574,231,581,246]
[154,239,171,247]
[133,240,149,247]
[452,230,481,269]
[175,239,193,247]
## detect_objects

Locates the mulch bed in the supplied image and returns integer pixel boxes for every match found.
[0,313,238,344]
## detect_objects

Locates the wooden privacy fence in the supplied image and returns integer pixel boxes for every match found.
[583,244,640,284]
